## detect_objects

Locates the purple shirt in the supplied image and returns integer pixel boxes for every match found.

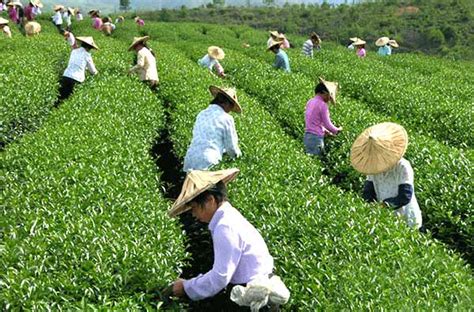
[24,4,35,21]
[305,95,339,136]
[357,48,366,58]
[183,202,274,300]
[92,17,102,29]
[9,7,18,24]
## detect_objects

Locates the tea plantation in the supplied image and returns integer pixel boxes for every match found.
[1,17,472,310]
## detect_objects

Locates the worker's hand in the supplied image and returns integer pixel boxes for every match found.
[337,126,343,132]
[172,278,185,297]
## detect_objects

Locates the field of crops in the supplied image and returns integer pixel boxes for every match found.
[1,17,473,310]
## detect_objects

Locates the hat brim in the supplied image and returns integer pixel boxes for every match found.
[77,37,99,50]
[267,41,282,51]
[128,36,149,51]
[209,86,241,113]
[168,169,240,217]
[208,46,225,60]
[376,37,390,46]
[319,77,338,104]
[388,40,399,48]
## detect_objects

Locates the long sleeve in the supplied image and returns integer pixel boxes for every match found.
[383,184,413,209]
[130,50,145,73]
[224,117,241,158]
[214,62,224,76]
[86,55,98,75]
[183,225,242,300]
[362,180,377,203]
[320,103,339,134]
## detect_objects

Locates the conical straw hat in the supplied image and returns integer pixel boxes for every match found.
[318,77,338,104]
[8,1,23,7]
[0,17,9,25]
[209,85,242,113]
[24,21,41,36]
[31,0,43,8]
[351,122,408,175]
[53,4,64,11]
[269,30,279,38]
[388,39,399,48]
[67,7,75,15]
[207,46,225,60]
[76,36,99,50]
[353,39,366,46]
[349,37,360,42]
[375,36,390,46]
[168,168,240,217]
[128,36,149,51]
[267,39,283,50]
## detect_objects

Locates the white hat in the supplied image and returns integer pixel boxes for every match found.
[76,36,99,50]
[375,37,390,46]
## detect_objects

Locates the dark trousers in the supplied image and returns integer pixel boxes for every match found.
[57,76,79,103]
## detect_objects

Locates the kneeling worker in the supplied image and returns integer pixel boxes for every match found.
[169,168,289,311]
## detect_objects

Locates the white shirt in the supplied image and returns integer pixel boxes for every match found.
[52,11,63,25]
[183,202,274,300]
[183,104,241,172]
[198,54,219,71]
[368,158,422,229]
[63,12,71,26]
[130,47,158,82]
[76,13,83,21]
[63,47,97,83]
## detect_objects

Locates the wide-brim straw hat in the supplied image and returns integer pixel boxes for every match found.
[53,4,64,11]
[269,30,279,38]
[77,36,99,50]
[31,0,43,8]
[319,77,338,104]
[168,168,240,217]
[353,39,366,46]
[207,46,225,60]
[209,85,242,113]
[375,36,390,46]
[128,36,149,51]
[0,17,9,25]
[8,1,23,7]
[267,39,283,50]
[350,122,408,175]
[388,39,399,48]
[67,7,75,15]
[25,21,41,35]
[134,16,140,22]
[349,37,360,42]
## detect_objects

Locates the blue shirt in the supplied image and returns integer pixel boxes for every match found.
[183,104,241,172]
[273,49,290,72]
[378,45,392,56]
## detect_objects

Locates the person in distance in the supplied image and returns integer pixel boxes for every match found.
[267,39,291,72]
[101,16,115,36]
[169,168,289,311]
[353,38,366,58]
[198,46,227,78]
[128,36,159,91]
[89,10,102,30]
[267,30,280,47]
[56,36,99,104]
[0,17,12,38]
[302,32,321,58]
[304,77,342,156]
[351,122,423,230]
[51,4,64,33]
[183,86,242,172]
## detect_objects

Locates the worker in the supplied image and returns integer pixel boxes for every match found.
[267,30,280,47]
[0,17,12,38]
[57,36,99,103]
[89,10,102,30]
[62,7,73,31]
[75,8,82,21]
[168,168,289,311]
[279,33,290,49]
[198,46,226,78]
[128,36,159,90]
[268,39,290,72]
[353,38,366,58]
[376,37,391,56]
[7,1,21,24]
[134,16,144,26]
[183,86,242,172]
[304,77,342,156]
[24,0,42,21]
[351,122,423,229]
[101,17,115,36]
[347,37,359,50]
[51,4,63,33]
[115,15,124,23]
[24,20,40,36]
[302,32,321,57]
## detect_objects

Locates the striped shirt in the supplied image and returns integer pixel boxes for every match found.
[302,39,314,57]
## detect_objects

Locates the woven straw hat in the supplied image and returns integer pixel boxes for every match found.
[376,36,390,46]
[267,39,283,50]
[353,39,366,46]
[134,16,140,22]
[77,36,99,50]
[209,85,242,113]
[318,77,338,104]
[128,36,149,51]
[53,4,64,11]
[67,7,75,15]
[388,39,399,48]
[30,0,43,8]
[269,30,279,38]
[25,21,41,36]
[208,46,225,60]
[349,37,360,42]
[168,168,240,217]
[351,122,408,175]
[0,17,9,25]
[8,1,23,7]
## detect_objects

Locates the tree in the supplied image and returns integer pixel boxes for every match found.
[213,0,225,7]
[263,0,275,6]
[119,0,130,11]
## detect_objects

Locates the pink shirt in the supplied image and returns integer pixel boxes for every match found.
[25,4,35,21]
[136,19,145,26]
[357,48,366,58]
[9,7,18,24]
[281,38,290,49]
[305,95,339,137]
[92,17,102,29]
